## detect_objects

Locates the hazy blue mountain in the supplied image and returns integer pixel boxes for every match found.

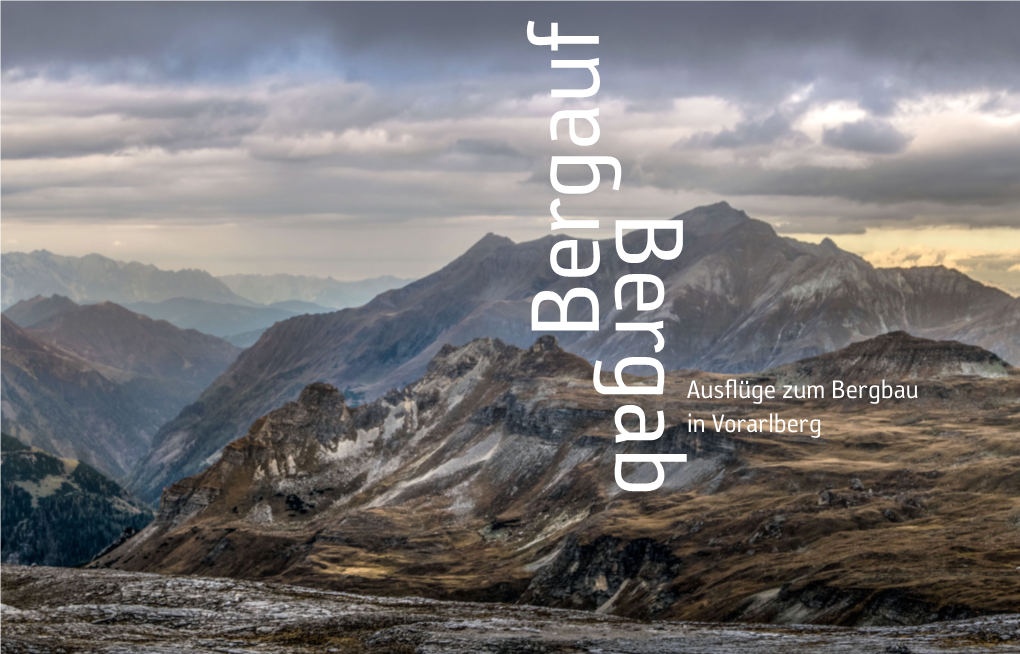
[1,433,153,567]
[218,273,412,309]
[26,300,240,389]
[2,294,78,328]
[266,300,335,314]
[3,315,164,478]
[123,297,298,340]
[223,328,269,348]
[128,203,1019,503]
[1,250,255,310]
[1,301,240,479]
[214,301,334,347]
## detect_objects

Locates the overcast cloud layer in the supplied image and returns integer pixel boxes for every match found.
[2,3,1019,291]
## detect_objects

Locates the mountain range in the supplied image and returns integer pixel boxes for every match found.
[1,251,252,309]
[96,332,1020,626]
[218,273,413,308]
[121,297,308,346]
[2,251,413,347]
[9,296,241,388]
[3,201,1019,630]
[1,433,152,567]
[126,202,1020,503]
[1,250,411,312]
[1,298,240,478]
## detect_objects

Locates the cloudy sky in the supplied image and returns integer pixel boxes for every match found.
[2,3,1019,292]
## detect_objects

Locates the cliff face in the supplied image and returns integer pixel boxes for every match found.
[98,334,1020,626]
[129,203,1020,503]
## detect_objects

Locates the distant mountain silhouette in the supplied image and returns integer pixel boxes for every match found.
[25,299,240,388]
[1,299,240,478]
[2,294,79,328]
[127,203,1019,502]
[1,251,254,309]
[218,273,412,309]
[1,253,405,343]
[122,297,299,341]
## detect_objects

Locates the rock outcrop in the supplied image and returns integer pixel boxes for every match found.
[97,334,1020,626]
[772,330,1013,384]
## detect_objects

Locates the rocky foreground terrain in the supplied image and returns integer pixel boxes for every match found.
[94,332,1020,626]
[2,565,1018,653]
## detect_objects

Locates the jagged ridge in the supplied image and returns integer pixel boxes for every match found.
[98,333,1020,626]
[129,203,1020,503]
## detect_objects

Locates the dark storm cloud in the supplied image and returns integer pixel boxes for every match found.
[3,2,1020,241]
[639,137,1020,225]
[680,112,808,150]
[5,3,1020,104]
[822,118,912,154]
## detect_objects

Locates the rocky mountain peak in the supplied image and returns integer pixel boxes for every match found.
[426,336,589,386]
[819,237,840,251]
[428,337,515,375]
[297,382,344,409]
[773,331,1013,384]
[240,381,351,451]
[3,294,79,328]
[126,203,1019,503]
[95,331,1020,627]
[132,335,597,538]
[530,334,560,352]
[461,232,515,260]
[672,201,750,234]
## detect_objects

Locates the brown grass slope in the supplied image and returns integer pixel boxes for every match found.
[96,332,1020,626]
